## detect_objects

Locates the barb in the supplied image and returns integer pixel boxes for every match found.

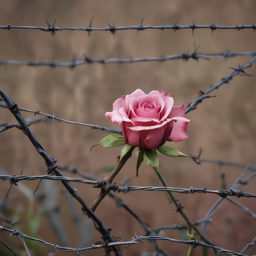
[1,174,256,198]
[0,50,255,68]
[0,21,255,34]
[185,55,256,114]
[0,226,248,256]
[0,89,121,253]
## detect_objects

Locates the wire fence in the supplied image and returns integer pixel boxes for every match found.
[0,19,255,36]
[0,50,255,69]
[0,19,256,256]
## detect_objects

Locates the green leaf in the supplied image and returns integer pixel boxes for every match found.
[143,149,159,169]
[120,143,134,161]
[136,149,144,177]
[91,134,125,151]
[156,145,188,157]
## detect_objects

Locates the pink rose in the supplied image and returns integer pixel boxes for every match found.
[105,89,190,150]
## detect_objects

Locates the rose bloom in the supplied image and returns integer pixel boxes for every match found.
[105,89,190,150]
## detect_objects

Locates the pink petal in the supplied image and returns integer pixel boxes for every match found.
[168,104,187,119]
[105,111,123,125]
[144,126,165,149]
[126,89,146,108]
[112,95,127,112]
[169,120,189,142]
[124,122,148,148]
[129,116,188,131]
[160,97,174,121]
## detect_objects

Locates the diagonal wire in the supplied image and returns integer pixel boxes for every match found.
[0,88,121,254]
[185,55,256,114]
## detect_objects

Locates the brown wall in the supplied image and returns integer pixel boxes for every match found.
[0,1,256,255]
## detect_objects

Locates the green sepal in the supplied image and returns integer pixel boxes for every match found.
[156,145,188,157]
[136,149,144,177]
[120,143,133,161]
[143,149,159,169]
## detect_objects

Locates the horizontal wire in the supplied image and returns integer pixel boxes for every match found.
[1,174,255,198]
[0,20,255,35]
[0,50,255,68]
[0,225,248,256]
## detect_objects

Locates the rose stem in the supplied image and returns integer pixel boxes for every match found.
[91,146,135,212]
[153,167,214,246]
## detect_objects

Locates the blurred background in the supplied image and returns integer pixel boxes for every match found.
[0,0,256,255]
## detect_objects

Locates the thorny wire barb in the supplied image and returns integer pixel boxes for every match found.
[0,89,122,255]
[1,20,256,35]
[45,19,57,36]
[0,225,249,256]
[0,50,256,68]
[1,174,256,198]
[185,55,256,114]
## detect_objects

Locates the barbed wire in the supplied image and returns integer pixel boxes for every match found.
[0,19,255,36]
[0,88,122,255]
[200,158,256,172]
[185,55,256,114]
[239,236,256,254]
[58,165,170,256]
[199,163,256,235]
[1,174,256,199]
[0,225,248,256]
[0,106,122,135]
[0,239,18,256]
[0,50,255,69]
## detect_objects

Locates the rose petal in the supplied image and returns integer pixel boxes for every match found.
[105,111,123,125]
[169,120,189,142]
[144,126,165,149]
[129,116,189,131]
[168,104,187,119]
[160,96,174,121]
[125,122,148,148]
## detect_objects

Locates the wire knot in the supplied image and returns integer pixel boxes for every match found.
[8,102,20,115]
[192,239,200,248]
[9,229,19,237]
[46,156,57,174]
[189,186,195,194]
[10,175,19,186]
[229,188,244,198]
[118,185,129,193]
[4,24,12,30]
